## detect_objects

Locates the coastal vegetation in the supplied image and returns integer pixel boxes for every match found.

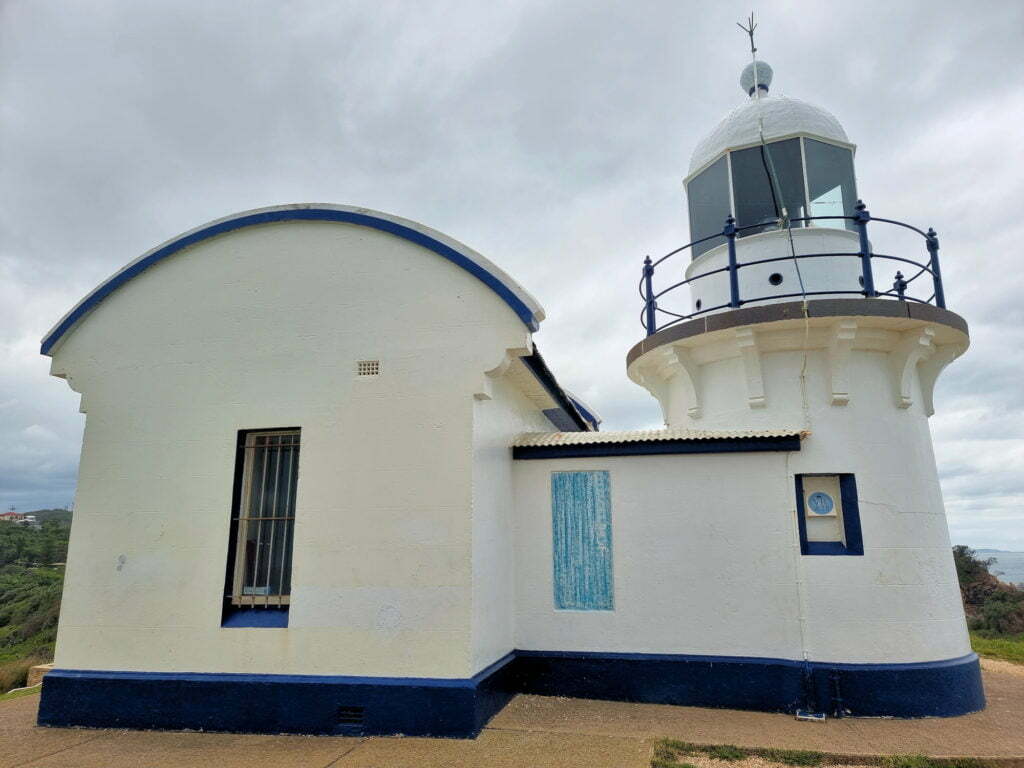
[0,514,69,693]
[953,545,1024,662]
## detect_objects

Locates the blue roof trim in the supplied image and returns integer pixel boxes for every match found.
[40,207,541,355]
[567,397,600,430]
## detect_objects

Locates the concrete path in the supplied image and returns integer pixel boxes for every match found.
[2,660,1021,768]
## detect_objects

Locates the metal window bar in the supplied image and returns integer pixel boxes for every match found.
[232,430,300,606]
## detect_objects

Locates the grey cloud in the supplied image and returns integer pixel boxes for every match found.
[1,0,1021,549]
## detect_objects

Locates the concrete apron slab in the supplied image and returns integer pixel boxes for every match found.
[488,663,1024,762]
[340,731,653,768]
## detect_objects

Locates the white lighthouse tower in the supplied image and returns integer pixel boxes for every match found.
[627,58,983,713]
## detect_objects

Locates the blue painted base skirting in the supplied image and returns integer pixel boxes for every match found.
[510,651,985,720]
[38,653,518,739]
[37,650,984,737]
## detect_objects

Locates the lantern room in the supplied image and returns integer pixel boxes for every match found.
[637,59,947,329]
[686,60,859,261]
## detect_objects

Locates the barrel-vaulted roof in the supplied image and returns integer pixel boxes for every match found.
[41,204,546,356]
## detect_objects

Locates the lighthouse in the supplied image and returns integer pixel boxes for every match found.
[38,45,985,736]
[627,58,982,712]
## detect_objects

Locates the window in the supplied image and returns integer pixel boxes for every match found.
[794,473,863,556]
[804,139,857,232]
[223,429,300,623]
[551,471,613,610]
[686,156,731,259]
[686,138,858,258]
[731,138,806,238]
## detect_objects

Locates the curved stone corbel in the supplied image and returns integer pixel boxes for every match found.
[827,320,858,406]
[918,343,966,416]
[637,345,703,423]
[48,360,87,413]
[476,343,532,401]
[889,326,936,409]
[633,369,671,425]
[665,346,703,420]
[735,328,765,408]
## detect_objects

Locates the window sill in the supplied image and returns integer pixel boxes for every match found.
[221,607,289,628]
[802,541,863,556]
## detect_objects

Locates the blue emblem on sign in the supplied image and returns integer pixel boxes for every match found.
[807,492,835,515]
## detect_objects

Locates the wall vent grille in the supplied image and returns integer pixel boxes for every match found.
[356,360,380,376]
[337,705,365,725]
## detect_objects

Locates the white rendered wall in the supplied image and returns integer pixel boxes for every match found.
[684,228,862,315]
[514,453,805,659]
[51,219,538,679]
[623,319,971,664]
[470,375,553,673]
[513,436,968,664]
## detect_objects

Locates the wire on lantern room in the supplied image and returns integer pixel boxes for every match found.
[737,13,809,303]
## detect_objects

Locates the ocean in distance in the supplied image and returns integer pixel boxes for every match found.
[978,550,1024,586]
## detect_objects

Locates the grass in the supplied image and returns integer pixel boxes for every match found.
[654,740,826,767]
[0,655,48,695]
[970,631,1024,664]
[882,758,992,768]
[0,684,40,703]
[651,741,998,768]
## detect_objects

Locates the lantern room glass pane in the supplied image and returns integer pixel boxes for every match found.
[804,138,857,231]
[686,156,731,259]
[730,138,806,238]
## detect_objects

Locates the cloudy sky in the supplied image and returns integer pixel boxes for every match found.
[1,0,1022,549]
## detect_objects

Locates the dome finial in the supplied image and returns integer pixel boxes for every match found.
[740,60,773,97]
[736,13,771,97]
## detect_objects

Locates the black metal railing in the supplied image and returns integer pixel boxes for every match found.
[640,200,946,336]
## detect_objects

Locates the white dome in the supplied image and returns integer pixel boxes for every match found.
[688,94,849,175]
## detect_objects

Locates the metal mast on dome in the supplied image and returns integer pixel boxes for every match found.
[737,13,762,101]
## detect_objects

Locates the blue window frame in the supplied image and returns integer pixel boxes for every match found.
[551,471,614,610]
[795,474,863,556]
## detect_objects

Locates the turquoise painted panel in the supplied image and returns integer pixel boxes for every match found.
[551,471,613,610]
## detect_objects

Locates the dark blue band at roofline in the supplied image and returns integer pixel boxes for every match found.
[40,207,541,355]
[513,434,801,459]
[38,650,984,737]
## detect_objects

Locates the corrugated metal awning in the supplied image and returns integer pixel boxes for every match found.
[513,427,808,447]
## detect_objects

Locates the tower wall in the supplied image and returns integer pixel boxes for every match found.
[627,307,972,666]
